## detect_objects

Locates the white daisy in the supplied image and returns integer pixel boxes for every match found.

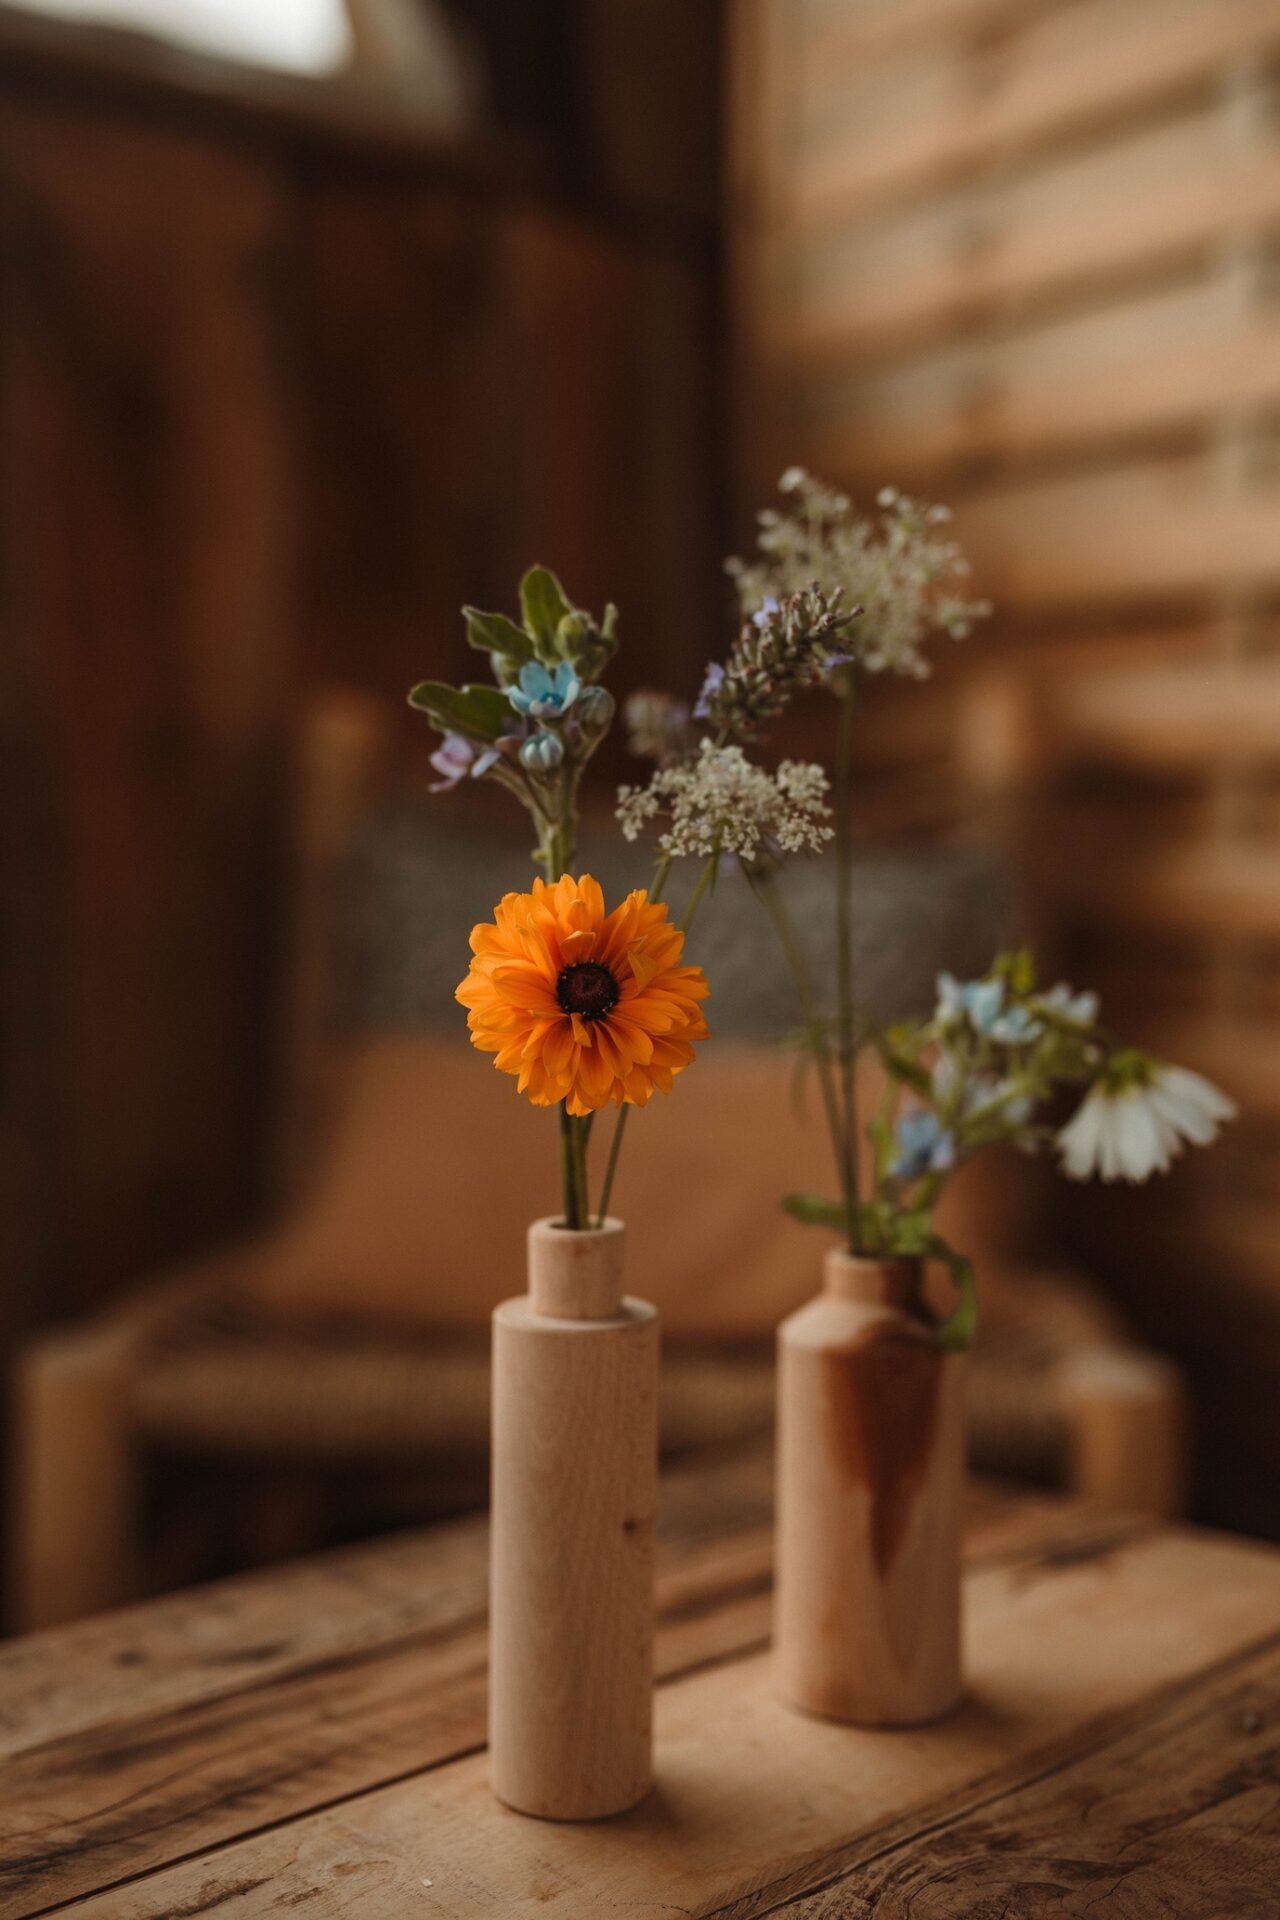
[1058,1065,1235,1184]
[1147,1065,1237,1147]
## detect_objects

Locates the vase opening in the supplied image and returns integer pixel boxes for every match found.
[823,1251,922,1311]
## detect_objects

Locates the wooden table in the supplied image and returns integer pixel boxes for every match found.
[3,1443,1278,1918]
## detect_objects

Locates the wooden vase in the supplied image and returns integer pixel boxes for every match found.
[774,1249,966,1725]
[489,1215,658,1819]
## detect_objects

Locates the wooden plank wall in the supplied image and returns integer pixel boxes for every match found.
[730,0,1280,1532]
[0,9,724,1358]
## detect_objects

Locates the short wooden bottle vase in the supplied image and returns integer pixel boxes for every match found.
[774,1250,966,1725]
[489,1216,658,1819]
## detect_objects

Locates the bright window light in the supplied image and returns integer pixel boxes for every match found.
[11,0,355,76]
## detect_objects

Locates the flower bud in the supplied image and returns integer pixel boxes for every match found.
[520,730,564,772]
[574,685,614,739]
[555,612,590,661]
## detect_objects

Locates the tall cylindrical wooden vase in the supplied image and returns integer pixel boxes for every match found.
[774,1249,966,1725]
[489,1215,658,1819]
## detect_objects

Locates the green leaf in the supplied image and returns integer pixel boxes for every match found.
[874,1036,933,1099]
[600,602,620,645]
[520,566,572,657]
[999,947,1037,996]
[407,681,511,742]
[462,606,534,670]
[928,1234,979,1353]
[782,1193,849,1232]
[884,1210,933,1256]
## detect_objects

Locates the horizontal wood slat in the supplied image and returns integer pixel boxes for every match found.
[783,115,1280,366]
[1060,842,1280,941]
[950,460,1280,609]
[794,0,1037,71]
[807,302,1280,483]
[795,0,1280,224]
[1050,659,1280,770]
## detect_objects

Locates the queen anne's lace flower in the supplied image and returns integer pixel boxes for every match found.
[617,741,833,861]
[727,470,989,680]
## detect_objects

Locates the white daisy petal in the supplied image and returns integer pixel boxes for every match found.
[1097,1100,1124,1181]
[1149,1066,1236,1145]
[1058,1088,1105,1179]
[1118,1092,1166,1180]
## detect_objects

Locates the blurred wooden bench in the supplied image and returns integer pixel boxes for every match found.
[8,690,1187,1631]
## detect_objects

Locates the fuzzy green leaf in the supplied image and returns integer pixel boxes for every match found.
[874,1036,933,1099]
[462,606,534,670]
[781,1193,849,1232]
[407,680,511,742]
[519,566,572,657]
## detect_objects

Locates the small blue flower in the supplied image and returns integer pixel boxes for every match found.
[937,972,999,1030]
[520,730,564,772]
[508,660,580,721]
[751,595,781,630]
[693,661,726,720]
[936,973,1039,1043]
[989,1004,1042,1046]
[1040,982,1100,1025]
[891,1107,956,1180]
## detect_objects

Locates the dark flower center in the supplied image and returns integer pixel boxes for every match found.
[556,960,620,1022]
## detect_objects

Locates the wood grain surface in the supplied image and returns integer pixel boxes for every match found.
[2,1442,1276,1919]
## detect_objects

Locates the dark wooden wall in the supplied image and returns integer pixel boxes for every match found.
[0,6,725,1351]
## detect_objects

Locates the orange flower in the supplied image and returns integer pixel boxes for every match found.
[457,874,709,1116]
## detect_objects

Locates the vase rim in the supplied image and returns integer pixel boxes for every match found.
[532,1214,625,1239]
[528,1214,626,1318]
[823,1248,922,1307]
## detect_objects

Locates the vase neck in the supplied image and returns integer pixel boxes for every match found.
[528,1215,626,1319]
[823,1250,922,1309]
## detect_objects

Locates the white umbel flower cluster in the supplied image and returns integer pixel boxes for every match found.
[1058,1066,1237,1183]
[617,740,833,860]
[727,469,990,681]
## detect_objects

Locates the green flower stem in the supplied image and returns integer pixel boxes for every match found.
[594,849,716,1228]
[594,1102,626,1230]
[680,851,719,933]
[752,868,846,1204]
[834,677,860,1251]
[559,1107,584,1229]
[545,821,594,1226]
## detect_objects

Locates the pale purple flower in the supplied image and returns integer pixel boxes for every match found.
[429,731,505,792]
[693,661,725,721]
